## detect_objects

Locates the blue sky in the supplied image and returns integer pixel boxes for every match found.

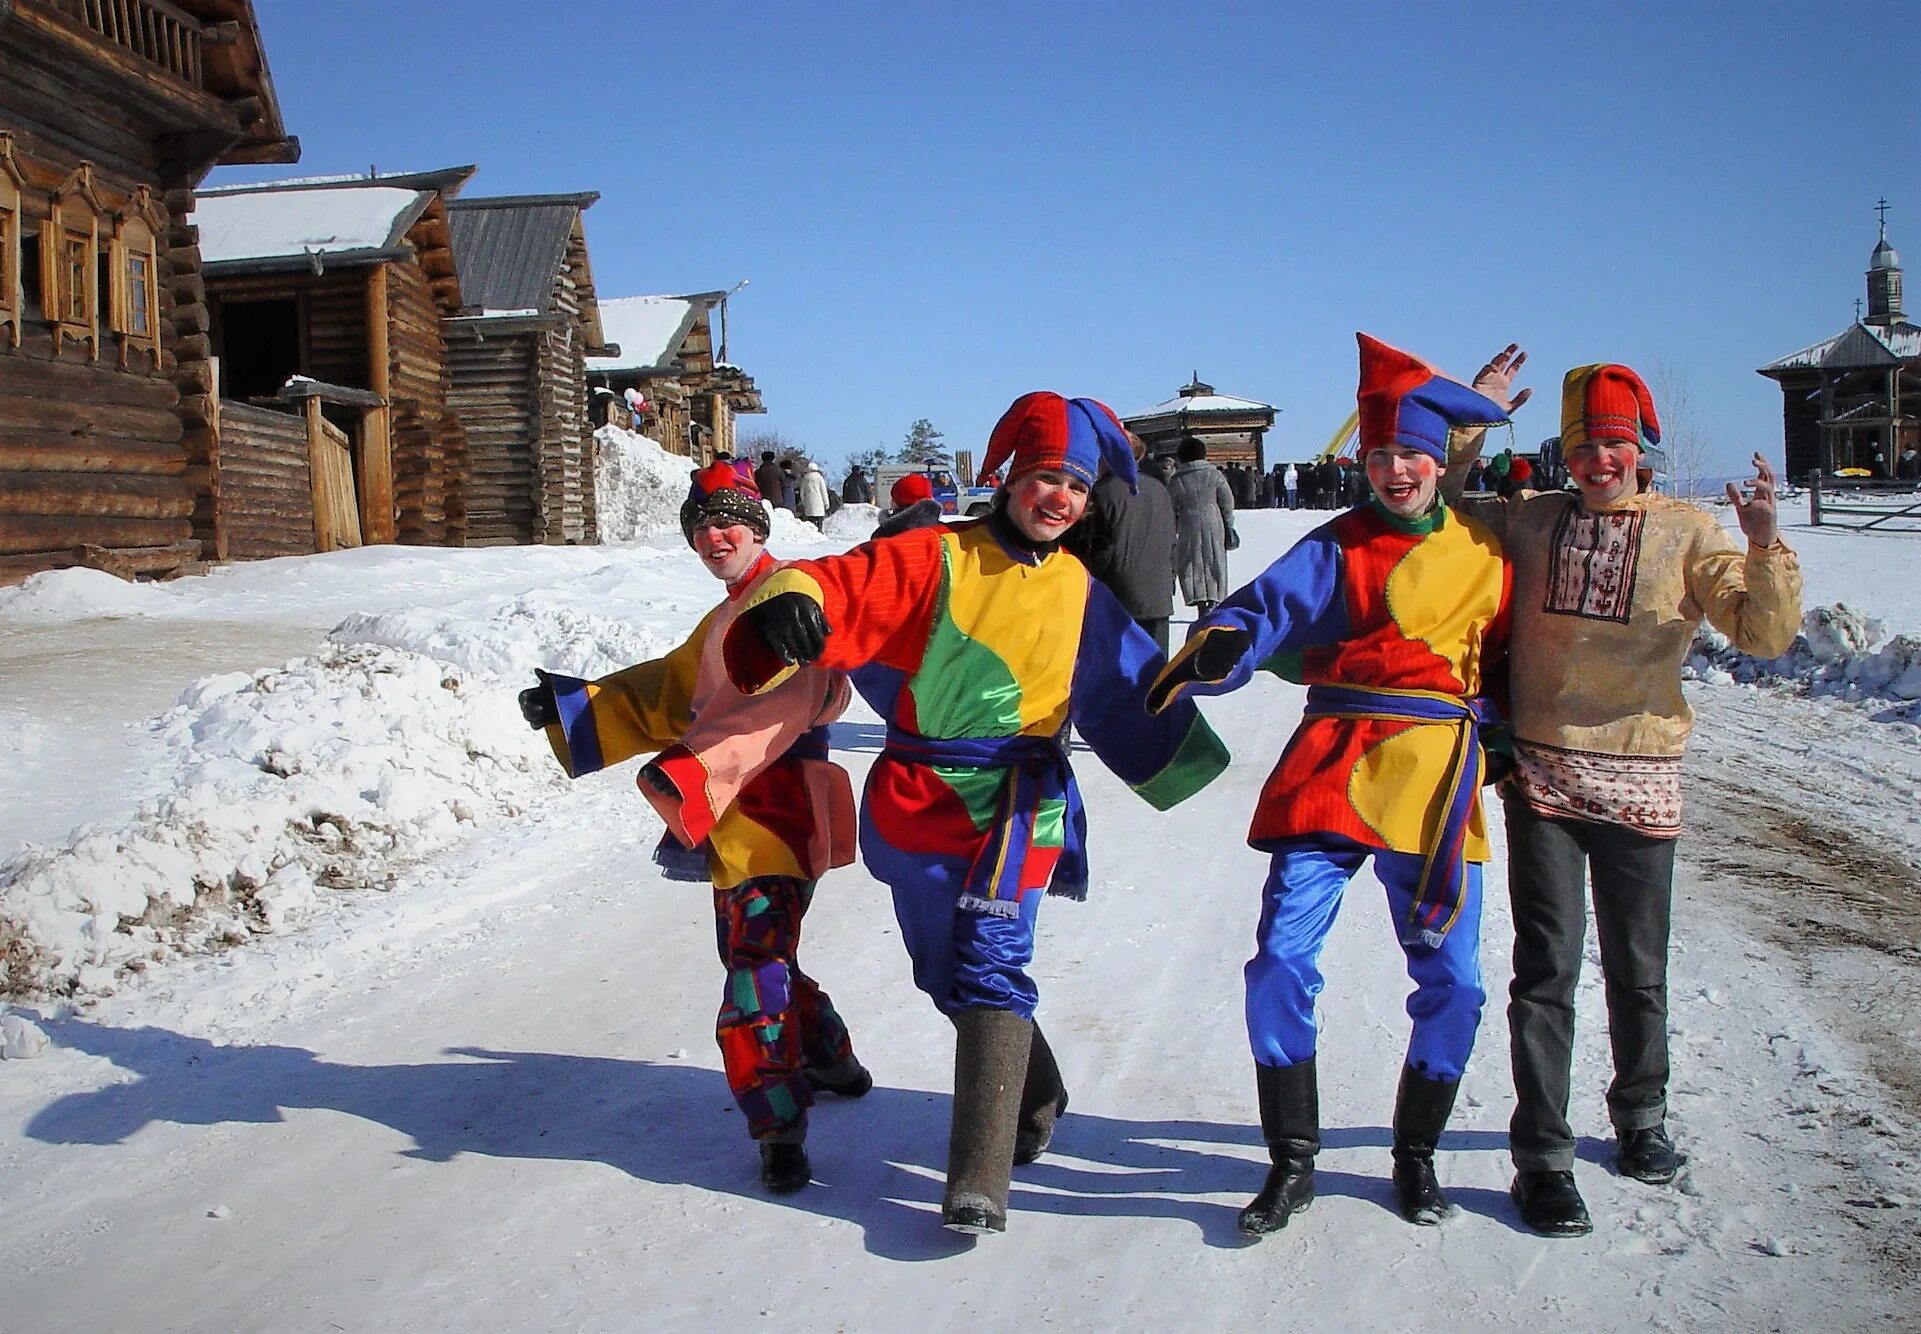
[228,1,1916,473]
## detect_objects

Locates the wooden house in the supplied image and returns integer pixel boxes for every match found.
[0,0,296,582]
[1124,375,1278,471]
[1758,213,1920,480]
[192,166,473,558]
[586,291,764,465]
[443,192,616,546]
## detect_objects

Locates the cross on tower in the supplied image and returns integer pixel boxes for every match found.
[1876,197,1891,230]
[1856,297,1865,321]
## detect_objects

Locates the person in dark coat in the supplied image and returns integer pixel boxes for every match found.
[1063,430,1178,653]
[754,452,786,511]
[1166,436,1238,614]
[842,466,874,505]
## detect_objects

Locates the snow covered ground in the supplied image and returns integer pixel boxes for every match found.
[2,480,1917,1332]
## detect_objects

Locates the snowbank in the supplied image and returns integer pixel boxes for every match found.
[823,502,881,540]
[0,567,172,622]
[1688,602,1921,724]
[593,425,698,543]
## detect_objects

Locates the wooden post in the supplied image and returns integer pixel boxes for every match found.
[303,396,334,553]
[1810,468,1823,527]
[361,263,396,543]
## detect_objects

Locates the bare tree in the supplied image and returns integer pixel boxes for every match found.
[737,429,806,464]
[1650,361,1713,502]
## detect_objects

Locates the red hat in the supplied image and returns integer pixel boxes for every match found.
[1355,333,1510,462]
[978,392,1138,492]
[890,472,934,508]
[1508,456,1534,481]
[1560,364,1661,457]
[679,462,769,544]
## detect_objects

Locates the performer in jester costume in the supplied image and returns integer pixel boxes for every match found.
[517,463,868,1197]
[1149,333,1515,1236]
[721,391,1229,1235]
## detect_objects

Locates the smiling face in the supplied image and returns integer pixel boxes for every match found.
[1566,440,1641,507]
[1006,469,1090,543]
[1363,445,1440,518]
[689,519,765,584]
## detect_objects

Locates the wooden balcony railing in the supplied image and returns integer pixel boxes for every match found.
[43,0,205,87]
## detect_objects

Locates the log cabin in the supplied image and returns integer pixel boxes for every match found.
[586,291,764,465]
[0,0,297,583]
[192,165,473,557]
[1124,375,1278,472]
[443,192,616,546]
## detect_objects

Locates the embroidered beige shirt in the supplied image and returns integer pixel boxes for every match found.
[1461,489,1803,759]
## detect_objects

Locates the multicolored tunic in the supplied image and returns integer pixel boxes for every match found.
[539,554,856,889]
[1157,500,1509,940]
[722,519,1227,912]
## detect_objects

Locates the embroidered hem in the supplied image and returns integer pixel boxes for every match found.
[1511,741,1683,839]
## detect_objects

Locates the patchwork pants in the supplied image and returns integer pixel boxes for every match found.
[714,876,855,1141]
[1246,839,1487,1080]
[1504,799,1678,1172]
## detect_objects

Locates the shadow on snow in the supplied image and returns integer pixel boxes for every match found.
[26,1017,1546,1254]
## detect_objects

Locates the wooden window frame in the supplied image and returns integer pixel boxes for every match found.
[110,187,165,357]
[42,163,105,358]
[0,135,23,349]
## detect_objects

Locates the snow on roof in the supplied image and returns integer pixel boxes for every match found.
[1760,321,1921,373]
[193,185,428,264]
[1127,392,1276,419]
[587,295,708,373]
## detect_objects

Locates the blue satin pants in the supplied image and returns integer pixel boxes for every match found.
[1246,840,1486,1080]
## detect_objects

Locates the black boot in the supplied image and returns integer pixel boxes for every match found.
[1014,1022,1069,1166]
[1390,1065,1460,1226]
[942,1009,1033,1235]
[1239,1059,1318,1237]
[1511,1169,1592,1237]
[758,1139,810,1195]
[1616,1123,1686,1185]
[804,1054,874,1099]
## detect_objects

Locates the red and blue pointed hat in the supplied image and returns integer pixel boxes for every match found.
[1355,333,1510,462]
[980,392,1138,493]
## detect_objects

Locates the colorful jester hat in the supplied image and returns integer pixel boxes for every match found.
[1560,363,1662,459]
[1355,333,1511,463]
[678,461,770,545]
[980,392,1139,494]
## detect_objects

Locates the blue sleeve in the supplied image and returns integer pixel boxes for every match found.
[1176,527,1349,698]
[1070,577,1229,808]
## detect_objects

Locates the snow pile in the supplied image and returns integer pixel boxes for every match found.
[593,425,697,542]
[1687,602,1921,720]
[823,502,880,540]
[331,591,675,683]
[0,1010,47,1058]
[0,642,564,999]
[0,567,171,622]
[765,505,830,547]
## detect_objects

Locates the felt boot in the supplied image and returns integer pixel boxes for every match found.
[1014,1022,1069,1166]
[942,1008,1033,1235]
[1239,1059,1318,1237]
[1390,1065,1460,1226]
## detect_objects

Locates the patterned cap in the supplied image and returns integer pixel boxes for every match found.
[1561,364,1661,457]
[679,461,770,545]
[979,392,1138,494]
[1356,333,1510,463]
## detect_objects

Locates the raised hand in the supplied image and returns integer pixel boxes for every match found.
[743,591,830,666]
[1471,343,1532,414]
[1727,452,1781,548]
[1146,625,1251,714]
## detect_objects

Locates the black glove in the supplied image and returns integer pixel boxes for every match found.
[638,762,678,799]
[1146,626,1250,714]
[742,591,830,667]
[1224,528,1241,552]
[518,668,558,730]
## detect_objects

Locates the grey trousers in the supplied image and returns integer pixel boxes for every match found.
[1504,797,1679,1172]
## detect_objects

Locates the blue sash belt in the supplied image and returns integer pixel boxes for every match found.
[1302,684,1490,948]
[885,727,1088,915]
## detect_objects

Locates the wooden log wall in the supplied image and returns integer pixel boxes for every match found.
[385,260,464,545]
[537,248,595,544]
[447,329,538,546]
[215,400,314,561]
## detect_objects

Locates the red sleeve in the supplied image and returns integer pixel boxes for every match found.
[725,527,946,692]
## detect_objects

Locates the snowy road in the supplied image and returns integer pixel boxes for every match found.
[3,497,1918,1332]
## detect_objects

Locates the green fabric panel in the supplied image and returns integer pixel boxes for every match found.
[932,765,1067,848]
[1132,719,1231,811]
[1258,648,1306,683]
[909,538,1026,737]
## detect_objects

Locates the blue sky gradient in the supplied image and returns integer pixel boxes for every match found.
[226,1,1917,472]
